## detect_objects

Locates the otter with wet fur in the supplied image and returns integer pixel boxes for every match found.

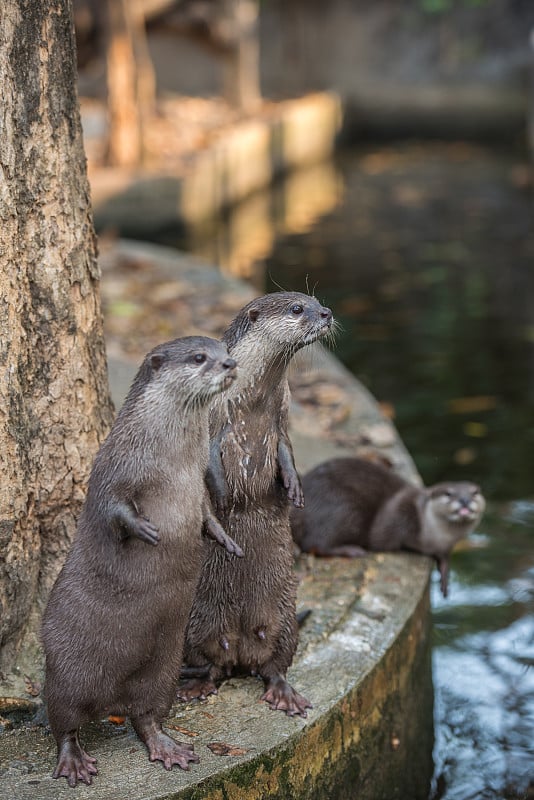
[291,457,485,597]
[42,337,238,787]
[179,293,333,716]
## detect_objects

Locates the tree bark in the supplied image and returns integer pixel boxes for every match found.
[0,0,114,672]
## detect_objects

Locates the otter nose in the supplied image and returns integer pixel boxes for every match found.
[320,307,333,323]
[223,357,237,370]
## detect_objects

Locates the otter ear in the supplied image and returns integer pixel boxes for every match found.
[150,353,166,371]
[248,308,260,323]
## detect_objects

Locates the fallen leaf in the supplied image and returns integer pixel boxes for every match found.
[0,696,37,714]
[24,675,41,697]
[207,741,249,757]
[165,724,199,737]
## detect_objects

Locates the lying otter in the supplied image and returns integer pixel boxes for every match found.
[290,457,485,597]
[179,292,333,717]
[42,337,237,787]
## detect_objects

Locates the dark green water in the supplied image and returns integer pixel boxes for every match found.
[264,143,534,500]
[261,143,534,800]
[150,141,534,798]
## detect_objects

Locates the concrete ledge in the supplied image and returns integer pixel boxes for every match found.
[91,93,341,237]
[0,559,432,800]
[0,241,433,799]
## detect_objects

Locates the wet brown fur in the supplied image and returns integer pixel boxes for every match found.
[291,457,485,597]
[179,293,333,716]
[42,336,237,786]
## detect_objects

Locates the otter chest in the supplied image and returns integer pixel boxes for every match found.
[222,404,279,495]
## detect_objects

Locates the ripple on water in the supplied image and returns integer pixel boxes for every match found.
[432,608,534,799]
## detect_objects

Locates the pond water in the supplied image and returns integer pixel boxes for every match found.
[152,141,534,798]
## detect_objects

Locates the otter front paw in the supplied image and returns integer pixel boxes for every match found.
[132,516,160,546]
[212,489,230,520]
[282,474,304,508]
[204,516,244,557]
[219,532,244,557]
[115,501,160,545]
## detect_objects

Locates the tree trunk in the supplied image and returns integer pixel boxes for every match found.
[221,0,261,112]
[0,0,114,673]
[105,0,156,166]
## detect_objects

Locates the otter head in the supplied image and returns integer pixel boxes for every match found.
[140,336,237,406]
[427,482,486,527]
[224,292,333,357]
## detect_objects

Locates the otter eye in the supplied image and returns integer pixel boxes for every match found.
[444,489,454,498]
[290,304,304,315]
[193,353,207,364]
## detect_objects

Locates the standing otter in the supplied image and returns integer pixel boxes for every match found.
[42,336,238,787]
[178,292,333,717]
[291,457,485,597]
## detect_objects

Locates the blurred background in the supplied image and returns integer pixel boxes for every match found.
[75,2,534,798]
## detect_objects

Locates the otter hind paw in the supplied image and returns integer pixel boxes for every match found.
[261,677,312,718]
[53,740,97,787]
[176,678,219,702]
[147,732,199,771]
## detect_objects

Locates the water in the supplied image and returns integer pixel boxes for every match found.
[260,143,534,800]
[151,141,534,797]
[431,504,534,799]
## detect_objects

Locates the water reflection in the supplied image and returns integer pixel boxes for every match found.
[155,160,343,282]
[262,143,534,501]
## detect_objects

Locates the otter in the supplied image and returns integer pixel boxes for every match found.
[178,292,333,717]
[42,336,238,787]
[290,457,485,597]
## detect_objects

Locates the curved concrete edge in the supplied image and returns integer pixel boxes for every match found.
[90,92,342,237]
[0,240,433,800]
[0,557,432,800]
